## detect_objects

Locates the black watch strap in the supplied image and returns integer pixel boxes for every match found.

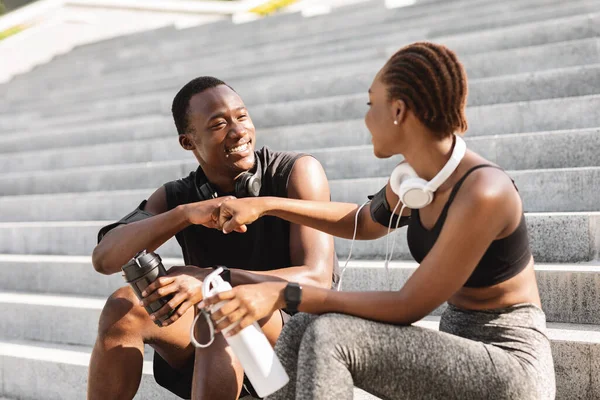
[284,282,302,314]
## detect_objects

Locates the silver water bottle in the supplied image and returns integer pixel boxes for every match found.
[122,250,174,326]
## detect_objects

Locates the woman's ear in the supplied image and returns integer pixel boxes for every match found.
[392,99,408,125]
[179,134,196,151]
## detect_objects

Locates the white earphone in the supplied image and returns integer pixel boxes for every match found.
[390,134,466,209]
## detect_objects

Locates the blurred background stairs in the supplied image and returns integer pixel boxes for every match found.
[0,0,599,398]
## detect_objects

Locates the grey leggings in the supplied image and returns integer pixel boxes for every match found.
[266,303,555,400]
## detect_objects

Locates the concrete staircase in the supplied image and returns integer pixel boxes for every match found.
[0,0,599,398]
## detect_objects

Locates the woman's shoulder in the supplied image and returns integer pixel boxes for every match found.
[450,161,522,229]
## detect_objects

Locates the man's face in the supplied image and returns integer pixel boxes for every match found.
[185,85,256,175]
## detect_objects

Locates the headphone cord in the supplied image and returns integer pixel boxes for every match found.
[385,203,407,290]
[337,199,407,291]
[337,199,371,291]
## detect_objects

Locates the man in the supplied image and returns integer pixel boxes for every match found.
[88,76,336,399]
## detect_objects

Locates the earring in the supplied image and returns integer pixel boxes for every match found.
[393,120,398,125]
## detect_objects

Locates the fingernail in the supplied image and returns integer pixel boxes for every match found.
[141,291,147,297]
[198,301,205,309]
[150,315,155,321]
[139,301,144,307]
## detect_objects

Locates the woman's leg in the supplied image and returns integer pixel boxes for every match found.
[266,313,319,400]
[293,313,542,400]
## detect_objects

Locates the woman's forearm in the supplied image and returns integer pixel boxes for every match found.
[295,286,421,325]
[262,197,364,240]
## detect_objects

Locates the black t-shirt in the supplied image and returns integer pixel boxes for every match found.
[164,146,304,270]
[98,146,338,280]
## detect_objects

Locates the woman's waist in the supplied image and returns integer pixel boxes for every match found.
[439,302,549,346]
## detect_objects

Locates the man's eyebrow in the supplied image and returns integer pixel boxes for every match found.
[207,106,246,121]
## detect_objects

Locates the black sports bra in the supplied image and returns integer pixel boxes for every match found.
[406,165,532,288]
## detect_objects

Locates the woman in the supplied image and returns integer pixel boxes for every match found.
[201,42,556,399]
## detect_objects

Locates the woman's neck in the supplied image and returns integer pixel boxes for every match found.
[402,129,456,183]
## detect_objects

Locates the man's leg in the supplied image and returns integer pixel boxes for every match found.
[87,285,196,400]
[191,310,285,400]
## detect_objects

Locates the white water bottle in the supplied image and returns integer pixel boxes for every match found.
[192,268,289,398]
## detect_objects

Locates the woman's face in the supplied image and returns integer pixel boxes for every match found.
[364,72,399,159]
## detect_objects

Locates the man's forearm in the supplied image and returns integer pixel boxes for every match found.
[92,205,190,275]
[230,265,330,289]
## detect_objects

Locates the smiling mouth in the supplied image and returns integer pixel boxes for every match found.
[226,140,251,154]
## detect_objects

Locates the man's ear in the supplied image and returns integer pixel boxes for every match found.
[392,99,408,125]
[179,134,195,151]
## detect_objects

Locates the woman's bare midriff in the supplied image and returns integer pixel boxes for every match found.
[448,258,542,311]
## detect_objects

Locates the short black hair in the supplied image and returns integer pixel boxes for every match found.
[171,76,233,136]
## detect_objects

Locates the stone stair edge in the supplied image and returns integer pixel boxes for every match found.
[3,6,599,110]
[8,2,600,98]
[6,57,599,119]
[8,62,600,119]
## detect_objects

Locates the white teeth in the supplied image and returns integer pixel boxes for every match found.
[227,143,249,154]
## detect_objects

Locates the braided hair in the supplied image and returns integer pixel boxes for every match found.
[382,42,468,137]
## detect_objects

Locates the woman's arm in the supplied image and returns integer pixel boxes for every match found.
[217,182,408,240]
[206,169,518,335]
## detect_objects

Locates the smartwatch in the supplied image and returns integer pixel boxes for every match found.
[284,282,302,314]
[214,266,232,285]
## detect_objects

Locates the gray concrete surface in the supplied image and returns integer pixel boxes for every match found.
[0,0,599,398]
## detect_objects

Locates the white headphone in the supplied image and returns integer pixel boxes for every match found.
[389,135,467,209]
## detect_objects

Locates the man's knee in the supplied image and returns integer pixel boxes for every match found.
[97,286,148,341]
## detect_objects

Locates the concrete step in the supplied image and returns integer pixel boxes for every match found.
[15,78,599,137]
[0,115,173,154]
[0,306,596,399]
[4,7,600,111]
[334,212,600,264]
[0,339,180,400]
[0,145,597,210]
[324,167,600,213]
[2,139,598,220]
[1,255,598,325]
[2,93,599,155]
[248,91,600,130]
[0,165,597,222]
[341,260,600,325]
[75,0,595,79]
[2,127,598,176]
[9,60,600,129]
[0,212,597,263]
[6,0,575,92]
[0,338,428,400]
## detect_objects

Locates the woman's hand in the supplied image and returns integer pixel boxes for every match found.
[140,265,212,326]
[201,282,287,337]
[184,196,236,229]
[214,197,268,234]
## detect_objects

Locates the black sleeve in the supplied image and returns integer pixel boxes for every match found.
[97,200,155,243]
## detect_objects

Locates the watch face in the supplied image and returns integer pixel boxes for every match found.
[285,284,302,303]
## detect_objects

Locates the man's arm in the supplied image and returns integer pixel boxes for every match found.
[92,186,232,275]
[228,156,335,289]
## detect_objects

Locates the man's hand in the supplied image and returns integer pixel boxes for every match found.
[200,282,287,337]
[214,197,267,234]
[140,265,212,326]
[184,196,236,228]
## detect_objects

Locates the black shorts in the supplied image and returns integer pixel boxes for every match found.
[153,310,292,399]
